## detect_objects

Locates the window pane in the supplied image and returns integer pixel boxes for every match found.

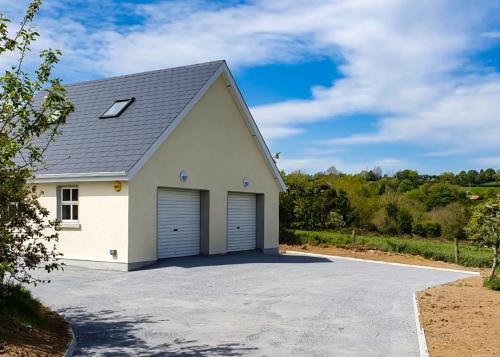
[102,100,130,117]
[72,189,78,201]
[62,205,71,220]
[62,189,71,201]
[72,205,78,220]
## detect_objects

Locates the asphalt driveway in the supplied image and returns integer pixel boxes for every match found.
[32,252,473,356]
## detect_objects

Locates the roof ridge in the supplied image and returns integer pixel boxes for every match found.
[63,60,225,88]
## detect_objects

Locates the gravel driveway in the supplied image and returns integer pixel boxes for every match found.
[32,252,473,356]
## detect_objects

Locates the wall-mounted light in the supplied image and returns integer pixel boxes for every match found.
[113,181,122,192]
[109,249,117,256]
[243,178,250,188]
[180,170,188,182]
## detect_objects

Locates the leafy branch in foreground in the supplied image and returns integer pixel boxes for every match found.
[0,0,73,289]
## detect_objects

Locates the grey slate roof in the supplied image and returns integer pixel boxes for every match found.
[33,61,224,175]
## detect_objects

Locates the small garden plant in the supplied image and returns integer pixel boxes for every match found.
[466,199,500,290]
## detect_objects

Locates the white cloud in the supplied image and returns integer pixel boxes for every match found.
[321,78,500,153]
[259,126,304,140]
[276,154,406,174]
[2,0,500,173]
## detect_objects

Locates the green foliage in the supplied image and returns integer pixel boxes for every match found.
[429,203,468,241]
[483,276,500,291]
[422,222,442,237]
[0,1,73,288]
[288,230,493,268]
[280,172,355,230]
[408,183,465,210]
[412,222,426,236]
[0,283,47,328]
[484,188,498,199]
[466,199,500,278]
[280,168,481,240]
[466,199,500,248]
[456,169,499,186]
[398,209,413,234]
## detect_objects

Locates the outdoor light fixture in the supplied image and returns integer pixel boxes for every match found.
[180,170,188,182]
[113,181,122,192]
[243,178,250,187]
[109,249,117,256]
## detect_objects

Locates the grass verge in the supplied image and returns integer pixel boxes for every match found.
[483,276,500,291]
[0,283,47,328]
[0,283,71,356]
[284,229,493,268]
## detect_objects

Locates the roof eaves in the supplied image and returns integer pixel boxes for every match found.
[34,171,128,183]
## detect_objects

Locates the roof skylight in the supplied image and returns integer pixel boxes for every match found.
[100,98,135,118]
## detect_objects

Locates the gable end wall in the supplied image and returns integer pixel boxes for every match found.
[128,76,280,263]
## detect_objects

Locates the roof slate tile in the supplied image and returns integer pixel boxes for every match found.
[30,61,223,175]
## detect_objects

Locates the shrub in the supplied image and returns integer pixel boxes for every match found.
[397,210,413,234]
[423,222,442,237]
[483,276,500,291]
[279,227,301,245]
[412,222,426,236]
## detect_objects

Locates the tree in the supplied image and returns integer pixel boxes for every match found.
[430,203,468,264]
[466,199,500,280]
[325,166,341,175]
[437,171,456,184]
[0,1,73,289]
[466,169,479,185]
[422,182,465,210]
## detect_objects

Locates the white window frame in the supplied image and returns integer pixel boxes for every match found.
[60,187,79,223]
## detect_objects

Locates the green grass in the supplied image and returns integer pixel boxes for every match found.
[478,182,500,187]
[284,230,493,268]
[461,186,500,195]
[0,283,47,329]
[483,276,500,291]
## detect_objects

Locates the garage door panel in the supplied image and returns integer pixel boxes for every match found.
[227,193,257,252]
[157,189,200,259]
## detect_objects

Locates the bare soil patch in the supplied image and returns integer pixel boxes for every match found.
[417,276,500,357]
[280,243,479,272]
[0,307,71,357]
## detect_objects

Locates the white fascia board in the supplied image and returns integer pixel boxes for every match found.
[220,63,287,192]
[34,171,128,183]
[127,61,287,192]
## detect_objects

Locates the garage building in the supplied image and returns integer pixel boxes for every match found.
[34,60,286,271]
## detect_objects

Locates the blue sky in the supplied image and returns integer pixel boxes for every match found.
[2,0,500,174]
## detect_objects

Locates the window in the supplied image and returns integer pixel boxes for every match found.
[61,187,78,222]
[99,97,135,118]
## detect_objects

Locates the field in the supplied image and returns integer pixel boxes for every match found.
[285,230,493,268]
[461,185,500,195]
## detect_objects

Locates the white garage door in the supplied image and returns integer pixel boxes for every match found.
[227,193,257,252]
[157,189,200,258]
